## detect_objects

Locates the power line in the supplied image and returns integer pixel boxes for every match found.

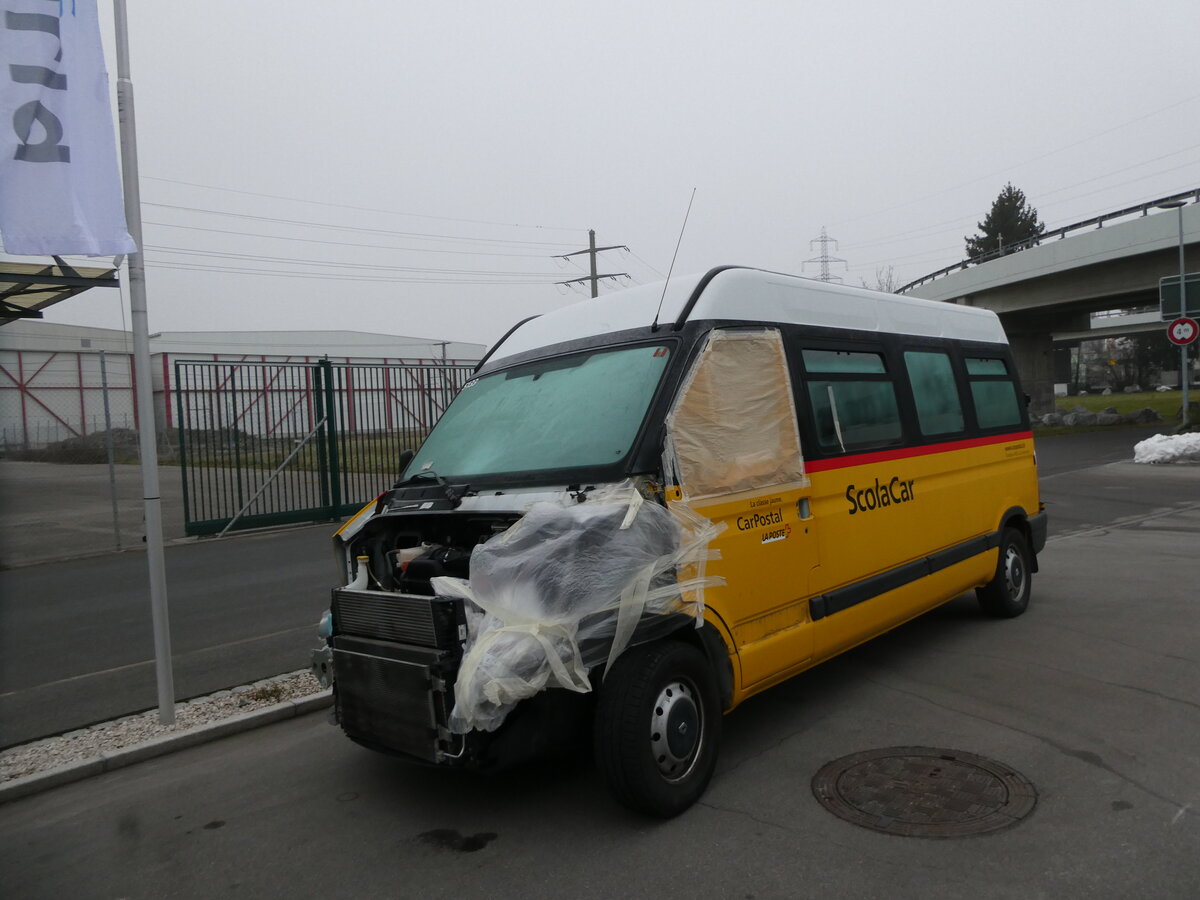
[627,249,667,279]
[142,175,587,234]
[144,244,561,277]
[842,158,1200,263]
[852,179,1200,281]
[141,219,561,258]
[1035,145,1199,203]
[831,91,1200,229]
[140,201,580,248]
[144,259,564,285]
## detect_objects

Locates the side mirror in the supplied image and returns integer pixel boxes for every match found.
[397,448,415,480]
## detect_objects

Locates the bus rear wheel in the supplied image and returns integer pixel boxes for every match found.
[594,641,721,818]
[977,527,1032,618]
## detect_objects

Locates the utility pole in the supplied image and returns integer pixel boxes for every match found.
[557,230,629,297]
[802,226,848,283]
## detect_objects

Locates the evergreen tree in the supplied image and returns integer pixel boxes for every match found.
[964,183,1045,261]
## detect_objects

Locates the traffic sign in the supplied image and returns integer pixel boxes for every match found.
[1167,317,1199,346]
[1160,274,1200,320]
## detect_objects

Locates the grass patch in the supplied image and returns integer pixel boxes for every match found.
[1055,391,1182,419]
[1034,423,1164,436]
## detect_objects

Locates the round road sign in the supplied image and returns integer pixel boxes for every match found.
[1167,317,1198,346]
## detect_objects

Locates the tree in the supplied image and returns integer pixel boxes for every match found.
[964,183,1045,262]
[1073,333,1177,392]
[861,265,900,293]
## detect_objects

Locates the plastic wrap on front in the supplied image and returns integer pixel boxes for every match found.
[431,484,722,734]
[663,329,806,501]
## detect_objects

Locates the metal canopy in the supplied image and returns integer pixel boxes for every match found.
[0,257,120,326]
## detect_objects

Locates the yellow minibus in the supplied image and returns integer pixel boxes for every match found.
[312,266,1046,817]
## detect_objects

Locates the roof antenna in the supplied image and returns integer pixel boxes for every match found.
[651,187,696,332]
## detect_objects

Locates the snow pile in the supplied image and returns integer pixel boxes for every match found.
[1133,433,1200,464]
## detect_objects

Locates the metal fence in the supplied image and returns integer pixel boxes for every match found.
[175,358,474,536]
[0,347,138,461]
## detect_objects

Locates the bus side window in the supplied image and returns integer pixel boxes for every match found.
[904,350,965,438]
[965,357,1022,430]
[801,348,902,454]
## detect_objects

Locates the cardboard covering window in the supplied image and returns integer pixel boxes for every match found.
[664,329,806,501]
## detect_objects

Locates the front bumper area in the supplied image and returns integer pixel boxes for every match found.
[316,586,594,770]
[332,634,461,763]
[320,586,466,764]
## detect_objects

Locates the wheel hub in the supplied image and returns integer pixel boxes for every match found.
[1005,547,1025,599]
[650,679,702,781]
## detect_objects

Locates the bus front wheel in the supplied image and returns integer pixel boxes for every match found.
[594,641,721,818]
[977,527,1032,618]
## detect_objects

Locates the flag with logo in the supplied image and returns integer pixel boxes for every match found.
[0,0,135,256]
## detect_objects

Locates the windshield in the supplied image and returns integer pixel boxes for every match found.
[408,343,673,480]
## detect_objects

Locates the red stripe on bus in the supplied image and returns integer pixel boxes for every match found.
[804,431,1034,473]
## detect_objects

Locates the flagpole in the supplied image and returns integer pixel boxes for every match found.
[113,0,175,724]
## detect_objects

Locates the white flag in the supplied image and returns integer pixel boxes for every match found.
[0,0,135,256]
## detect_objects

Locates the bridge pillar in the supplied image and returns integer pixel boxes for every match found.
[1054,345,1074,386]
[1006,328,1056,416]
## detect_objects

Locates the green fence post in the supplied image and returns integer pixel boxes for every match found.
[229,366,246,520]
[322,358,342,514]
[175,362,193,534]
[313,360,331,514]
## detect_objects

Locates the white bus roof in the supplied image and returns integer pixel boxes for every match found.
[489,267,1008,363]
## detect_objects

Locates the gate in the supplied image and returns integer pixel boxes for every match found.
[175,358,474,536]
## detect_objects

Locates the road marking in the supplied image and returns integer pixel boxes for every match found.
[1047,499,1200,543]
[1038,460,1133,481]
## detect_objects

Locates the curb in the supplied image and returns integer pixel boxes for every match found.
[0,691,332,806]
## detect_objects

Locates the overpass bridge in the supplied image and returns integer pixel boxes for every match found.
[901,190,1199,413]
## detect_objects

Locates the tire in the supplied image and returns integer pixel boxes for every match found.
[977,527,1032,618]
[594,641,722,818]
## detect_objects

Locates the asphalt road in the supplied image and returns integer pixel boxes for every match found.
[0,425,1181,749]
[0,524,334,748]
[1,441,1196,899]
[1034,425,1177,535]
[1033,424,1165,478]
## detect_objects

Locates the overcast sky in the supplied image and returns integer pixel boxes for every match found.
[29,1,1200,350]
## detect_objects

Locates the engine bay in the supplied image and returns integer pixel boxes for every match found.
[340,507,521,594]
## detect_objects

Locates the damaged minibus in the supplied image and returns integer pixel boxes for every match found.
[311,266,1046,817]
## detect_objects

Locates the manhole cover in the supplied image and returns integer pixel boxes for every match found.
[812,747,1036,838]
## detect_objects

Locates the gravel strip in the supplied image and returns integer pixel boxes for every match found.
[1,670,325,783]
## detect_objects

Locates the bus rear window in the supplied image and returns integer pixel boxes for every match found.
[966,357,1021,429]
